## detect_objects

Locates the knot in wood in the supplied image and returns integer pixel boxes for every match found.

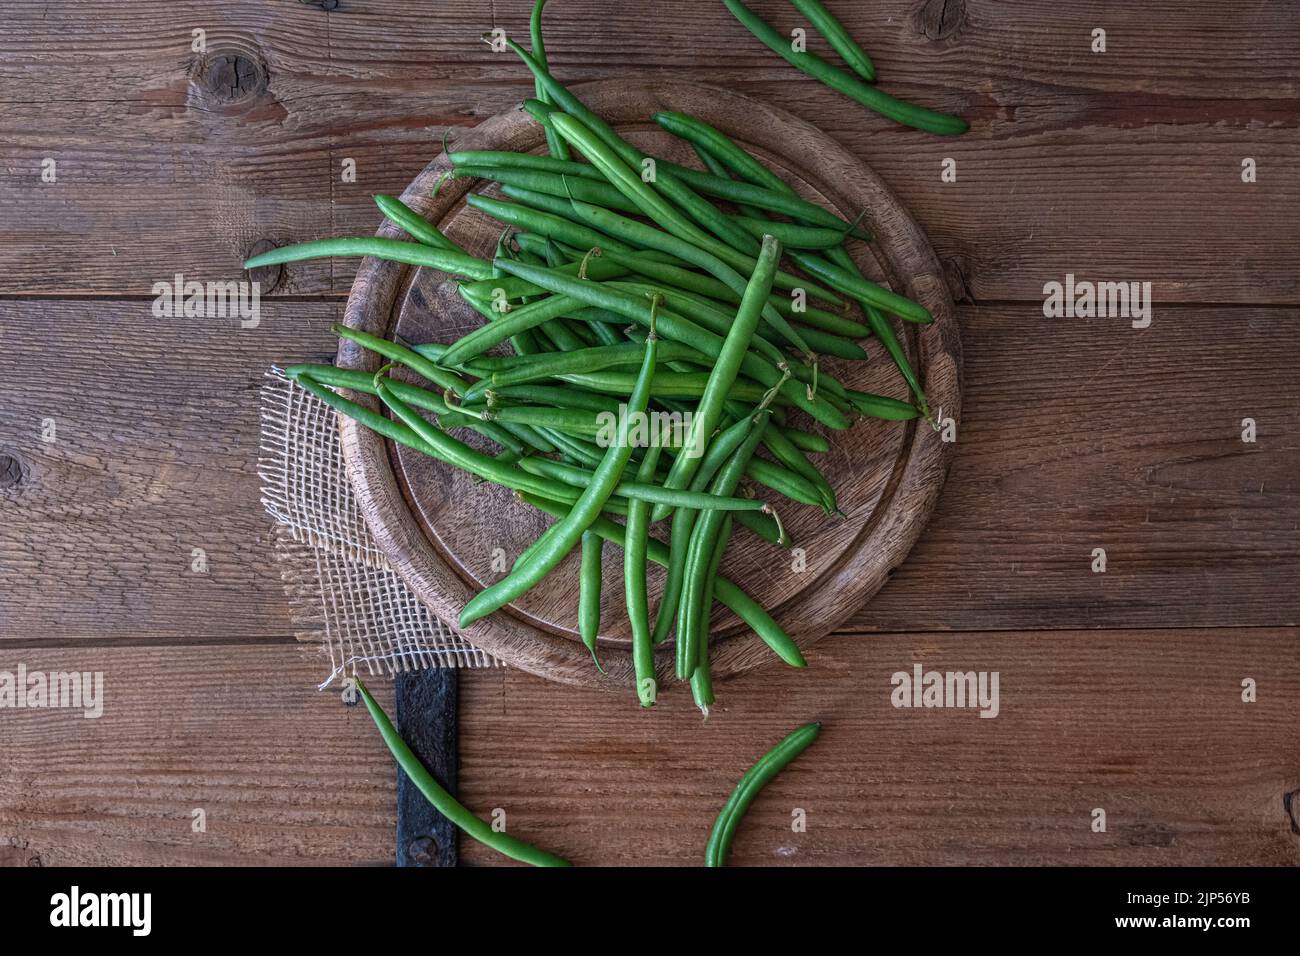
[915,0,966,42]
[195,52,267,105]
[0,454,23,490]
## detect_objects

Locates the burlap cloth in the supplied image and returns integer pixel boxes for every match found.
[258,371,497,686]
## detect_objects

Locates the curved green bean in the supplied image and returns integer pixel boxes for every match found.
[356,677,570,866]
[705,721,821,866]
[790,0,877,83]
[721,0,967,135]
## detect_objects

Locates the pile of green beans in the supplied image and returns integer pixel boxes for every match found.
[253,14,939,730]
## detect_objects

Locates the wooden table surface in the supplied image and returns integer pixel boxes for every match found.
[2,0,1297,867]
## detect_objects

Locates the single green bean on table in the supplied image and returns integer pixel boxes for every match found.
[521,494,805,670]
[705,721,821,867]
[356,677,570,867]
[790,0,877,83]
[720,0,968,135]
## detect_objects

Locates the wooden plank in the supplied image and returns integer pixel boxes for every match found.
[0,633,1293,866]
[1,1,1297,299]
[0,300,340,641]
[5,299,1294,642]
[2,300,1297,641]
[857,302,1300,631]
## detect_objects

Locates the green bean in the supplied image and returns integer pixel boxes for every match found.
[540,426,604,468]
[560,193,830,350]
[243,237,492,280]
[679,409,771,679]
[656,111,794,195]
[527,0,570,161]
[762,423,837,514]
[516,69,758,254]
[458,305,661,627]
[454,164,641,214]
[298,373,576,501]
[780,426,830,454]
[521,494,805,668]
[733,507,788,546]
[437,294,583,369]
[791,323,867,359]
[566,239,869,339]
[355,677,570,866]
[518,456,769,512]
[578,530,603,669]
[705,721,821,866]
[556,369,774,404]
[282,363,527,454]
[468,192,639,258]
[464,339,705,400]
[689,510,732,714]
[488,383,623,415]
[787,249,931,324]
[746,457,822,507]
[721,0,967,135]
[482,405,609,438]
[790,0,876,82]
[450,148,598,181]
[625,441,664,708]
[845,388,922,421]
[657,235,781,521]
[652,158,870,238]
[732,214,855,249]
[492,258,849,429]
[374,194,465,253]
[333,324,472,397]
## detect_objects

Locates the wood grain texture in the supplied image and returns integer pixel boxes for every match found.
[2,0,1298,868]
[0,633,1293,866]
[3,302,1297,641]
[1,1,1296,301]
[337,79,960,690]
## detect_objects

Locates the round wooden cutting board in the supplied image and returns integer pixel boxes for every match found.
[336,80,961,693]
